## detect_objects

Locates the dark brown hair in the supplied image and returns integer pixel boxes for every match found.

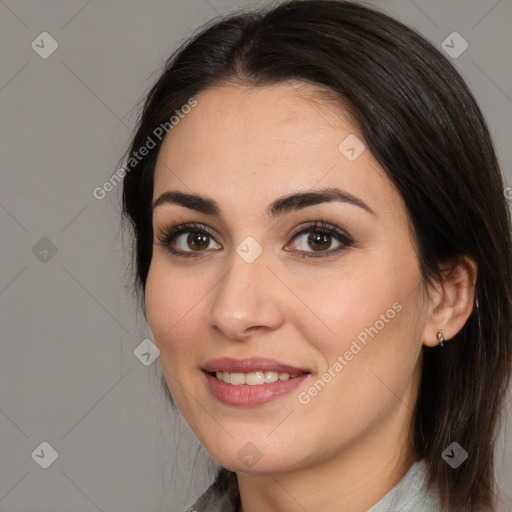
[121,1,512,510]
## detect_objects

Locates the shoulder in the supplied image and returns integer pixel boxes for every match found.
[185,468,239,512]
[186,460,442,512]
[368,459,443,512]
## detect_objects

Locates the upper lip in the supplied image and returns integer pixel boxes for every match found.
[203,357,310,375]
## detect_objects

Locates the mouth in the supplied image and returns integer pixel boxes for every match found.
[202,356,311,385]
[202,357,311,403]
[206,370,308,386]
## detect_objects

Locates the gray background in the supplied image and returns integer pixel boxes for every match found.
[1,0,511,511]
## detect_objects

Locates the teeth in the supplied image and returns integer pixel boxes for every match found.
[246,371,264,385]
[214,371,299,385]
[229,372,246,385]
[263,371,279,383]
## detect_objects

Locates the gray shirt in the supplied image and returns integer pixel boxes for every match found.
[185,459,442,511]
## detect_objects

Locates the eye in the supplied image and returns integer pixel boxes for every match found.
[155,219,354,259]
[286,220,353,258]
[155,222,221,258]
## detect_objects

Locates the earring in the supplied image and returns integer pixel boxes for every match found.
[436,330,446,347]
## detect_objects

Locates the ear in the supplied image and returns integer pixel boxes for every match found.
[422,255,478,348]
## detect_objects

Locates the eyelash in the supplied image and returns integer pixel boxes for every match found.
[154,219,354,259]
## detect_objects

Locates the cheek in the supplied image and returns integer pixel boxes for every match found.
[145,262,197,359]
[298,263,401,350]
[296,250,424,385]
[145,264,204,412]
[295,284,423,437]
[145,264,170,342]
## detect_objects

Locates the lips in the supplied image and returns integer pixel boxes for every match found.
[202,357,310,375]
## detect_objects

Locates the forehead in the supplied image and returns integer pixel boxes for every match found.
[153,82,403,220]
[157,82,355,163]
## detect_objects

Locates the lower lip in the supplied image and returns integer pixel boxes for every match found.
[204,372,310,406]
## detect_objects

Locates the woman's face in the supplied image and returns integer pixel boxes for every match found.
[146,82,431,474]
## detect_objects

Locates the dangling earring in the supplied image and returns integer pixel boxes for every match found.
[436,330,446,347]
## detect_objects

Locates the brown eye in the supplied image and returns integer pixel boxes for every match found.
[156,222,221,257]
[287,220,354,258]
[157,220,352,259]
[186,232,210,251]
[307,231,333,251]
[173,230,220,253]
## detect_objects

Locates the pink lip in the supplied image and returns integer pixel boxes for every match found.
[202,357,311,406]
[203,372,310,406]
[202,357,310,375]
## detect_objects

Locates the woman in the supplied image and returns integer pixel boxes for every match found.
[121,1,512,510]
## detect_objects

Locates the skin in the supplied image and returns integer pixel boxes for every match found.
[145,82,477,512]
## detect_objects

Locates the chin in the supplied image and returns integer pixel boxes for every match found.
[218,457,293,475]
[205,441,306,475]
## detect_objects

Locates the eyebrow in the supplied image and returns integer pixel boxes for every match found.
[152,187,375,218]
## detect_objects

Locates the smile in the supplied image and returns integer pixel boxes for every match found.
[213,370,302,385]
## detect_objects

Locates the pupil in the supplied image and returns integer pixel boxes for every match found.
[188,232,209,250]
[309,232,330,251]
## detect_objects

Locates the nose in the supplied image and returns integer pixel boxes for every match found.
[208,249,285,341]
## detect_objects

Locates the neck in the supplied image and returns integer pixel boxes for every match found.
[236,382,419,512]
